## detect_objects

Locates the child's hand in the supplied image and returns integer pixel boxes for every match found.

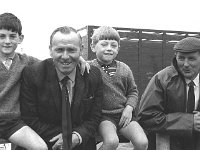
[119,105,133,128]
[78,56,90,75]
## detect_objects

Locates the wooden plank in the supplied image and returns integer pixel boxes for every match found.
[156,133,170,150]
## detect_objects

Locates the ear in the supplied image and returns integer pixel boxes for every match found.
[80,44,84,55]
[118,45,120,52]
[49,45,53,57]
[18,34,24,44]
[80,44,84,51]
[90,43,96,52]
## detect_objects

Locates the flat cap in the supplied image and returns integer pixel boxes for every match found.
[174,37,200,52]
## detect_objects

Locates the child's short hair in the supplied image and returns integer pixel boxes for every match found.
[0,13,22,35]
[91,26,120,45]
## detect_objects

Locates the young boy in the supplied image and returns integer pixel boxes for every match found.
[0,12,47,150]
[89,26,148,150]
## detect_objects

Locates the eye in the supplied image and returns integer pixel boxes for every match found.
[111,44,118,48]
[177,56,185,61]
[55,48,64,53]
[10,35,17,39]
[0,34,5,39]
[188,57,196,61]
[101,42,108,47]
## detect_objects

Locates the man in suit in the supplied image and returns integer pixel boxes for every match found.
[19,26,103,150]
[138,37,200,150]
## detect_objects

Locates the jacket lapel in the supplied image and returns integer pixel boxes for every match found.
[196,74,200,111]
[71,67,86,122]
[46,59,62,113]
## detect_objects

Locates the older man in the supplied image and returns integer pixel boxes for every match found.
[138,37,200,150]
[19,26,103,150]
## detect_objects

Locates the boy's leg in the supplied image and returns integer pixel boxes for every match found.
[8,125,48,150]
[119,121,148,150]
[99,120,119,150]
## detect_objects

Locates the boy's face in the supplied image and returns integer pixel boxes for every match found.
[0,29,23,57]
[92,39,119,65]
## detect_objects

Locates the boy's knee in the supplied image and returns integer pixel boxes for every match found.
[32,145,48,150]
[103,136,119,149]
[31,142,48,150]
[134,137,148,150]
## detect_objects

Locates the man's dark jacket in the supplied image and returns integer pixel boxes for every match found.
[19,58,103,150]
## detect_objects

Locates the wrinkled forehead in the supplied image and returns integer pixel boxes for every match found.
[51,31,81,47]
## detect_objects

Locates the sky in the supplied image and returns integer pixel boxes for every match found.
[1,0,200,60]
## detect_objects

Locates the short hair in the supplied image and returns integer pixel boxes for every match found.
[49,26,82,46]
[0,13,22,35]
[91,26,120,45]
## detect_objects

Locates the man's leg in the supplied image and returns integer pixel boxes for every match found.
[8,126,48,150]
[119,121,148,150]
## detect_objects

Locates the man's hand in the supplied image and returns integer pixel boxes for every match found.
[49,133,63,150]
[79,56,90,75]
[119,105,133,128]
[71,133,80,149]
[194,111,200,132]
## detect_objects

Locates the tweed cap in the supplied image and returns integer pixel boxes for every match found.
[174,37,200,52]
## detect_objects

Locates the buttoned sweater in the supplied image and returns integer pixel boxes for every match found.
[90,59,138,114]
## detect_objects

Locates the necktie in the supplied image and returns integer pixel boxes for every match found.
[187,81,195,113]
[61,76,72,150]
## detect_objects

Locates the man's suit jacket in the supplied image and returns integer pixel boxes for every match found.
[19,58,103,150]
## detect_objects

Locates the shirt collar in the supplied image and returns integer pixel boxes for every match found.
[9,53,16,60]
[185,74,199,87]
[97,59,116,67]
[0,53,16,62]
[56,67,76,83]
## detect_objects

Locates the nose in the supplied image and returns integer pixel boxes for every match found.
[62,50,70,59]
[183,59,189,67]
[106,44,112,51]
[5,36,11,44]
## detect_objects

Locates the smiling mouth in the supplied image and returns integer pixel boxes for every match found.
[104,53,113,55]
[3,46,12,48]
[61,62,71,66]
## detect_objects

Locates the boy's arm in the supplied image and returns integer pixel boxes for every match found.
[125,67,138,110]
[78,56,90,75]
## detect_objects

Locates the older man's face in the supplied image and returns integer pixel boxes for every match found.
[176,51,200,80]
[49,31,82,75]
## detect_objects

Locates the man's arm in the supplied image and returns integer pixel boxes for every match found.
[19,66,61,141]
[73,66,103,144]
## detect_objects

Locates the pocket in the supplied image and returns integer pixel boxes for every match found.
[82,95,94,105]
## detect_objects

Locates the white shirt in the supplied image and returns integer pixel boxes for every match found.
[185,74,199,110]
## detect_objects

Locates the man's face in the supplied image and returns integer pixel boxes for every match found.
[92,39,119,65]
[49,31,82,75]
[176,51,200,80]
[0,29,23,57]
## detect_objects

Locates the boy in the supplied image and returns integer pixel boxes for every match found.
[89,26,148,150]
[0,12,47,149]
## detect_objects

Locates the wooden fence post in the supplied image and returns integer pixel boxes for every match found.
[156,133,170,150]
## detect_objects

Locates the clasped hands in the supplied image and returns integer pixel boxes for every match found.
[50,133,80,150]
[193,111,200,132]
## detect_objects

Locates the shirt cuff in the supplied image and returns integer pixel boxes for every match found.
[72,131,82,144]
